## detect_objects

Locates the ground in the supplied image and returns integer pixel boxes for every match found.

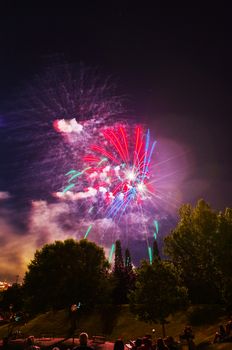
[0,306,231,349]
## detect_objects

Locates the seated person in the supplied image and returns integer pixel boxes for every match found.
[74,333,93,350]
[226,319,232,336]
[179,326,194,342]
[164,336,178,350]
[25,336,40,350]
[213,325,226,343]
[114,339,124,350]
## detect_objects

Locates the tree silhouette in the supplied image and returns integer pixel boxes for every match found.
[125,248,136,294]
[125,248,133,272]
[112,240,127,304]
[24,239,110,313]
[165,199,222,304]
[113,240,124,274]
[130,260,188,337]
[152,239,160,262]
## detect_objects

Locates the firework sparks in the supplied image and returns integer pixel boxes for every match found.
[57,123,159,261]
[2,61,189,271]
[64,124,157,218]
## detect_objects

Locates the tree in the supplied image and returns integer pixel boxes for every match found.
[125,248,136,293]
[125,248,133,273]
[112,240,127,304]
[130,260,188,337]
[113,240,124,275]
[152,239,160,262]
[23,239,109,313]
[1,283,24,312]
[164,199,222,304]
[215,208,232,311]
[111,242,135,304]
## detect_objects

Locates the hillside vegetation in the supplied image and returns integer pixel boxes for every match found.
[0,306,230,348]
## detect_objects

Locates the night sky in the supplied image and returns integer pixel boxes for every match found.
[0,3,232,281]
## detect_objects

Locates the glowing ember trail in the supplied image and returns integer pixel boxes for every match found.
[154,220,159,239]
[84,225,92,239]
[148,246,152,264]
[109,243,115,263]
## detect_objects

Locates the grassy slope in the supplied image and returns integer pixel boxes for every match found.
[0,306,231,349]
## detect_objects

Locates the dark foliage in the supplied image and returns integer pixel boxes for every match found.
[23,239,110,313]
[130,259,188,336]
[165,200,232,306]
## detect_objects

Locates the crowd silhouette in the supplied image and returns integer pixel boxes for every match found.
[1,319,232,350]
[213,317,232,343]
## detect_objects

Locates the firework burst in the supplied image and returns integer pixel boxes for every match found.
[55,123,159,262]
[4,62,183,264]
